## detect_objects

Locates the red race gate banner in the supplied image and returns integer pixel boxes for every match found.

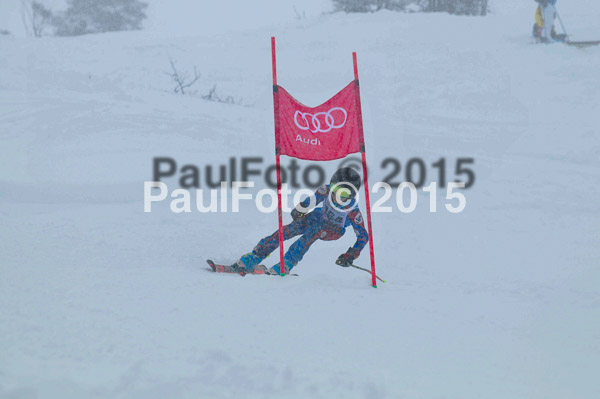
[275,83,361,161]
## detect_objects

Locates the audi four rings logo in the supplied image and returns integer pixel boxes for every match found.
[294,107,348,133]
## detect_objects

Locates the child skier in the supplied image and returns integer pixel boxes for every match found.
[532,0,567,43]
[228,168,369,275]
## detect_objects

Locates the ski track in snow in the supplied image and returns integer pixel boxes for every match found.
[1,2,599,399]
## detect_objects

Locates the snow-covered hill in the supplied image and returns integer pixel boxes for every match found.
[1,2,599,398]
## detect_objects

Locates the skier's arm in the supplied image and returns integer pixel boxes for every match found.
[335,210,369,267]
[293,184,329,218]
[348,210,369,252]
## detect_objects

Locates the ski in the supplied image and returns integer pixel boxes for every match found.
[565,40,600,48]
[206,260,298,276]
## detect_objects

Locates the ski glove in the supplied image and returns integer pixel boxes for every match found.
[291,208,308,221]
[336,247,360,267]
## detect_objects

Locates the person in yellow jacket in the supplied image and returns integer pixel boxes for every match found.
[532,0,567,43]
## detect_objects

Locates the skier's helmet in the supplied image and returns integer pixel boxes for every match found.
[329,167,361,199]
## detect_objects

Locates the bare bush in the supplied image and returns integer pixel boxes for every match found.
[166,60,200,95]
[426,0,488,15]
[293,6,307,20]
[332,0,488,15]
[202,85,242,105]
[53,0,148,36]
[166,60,243,104]
[21,0,53,37]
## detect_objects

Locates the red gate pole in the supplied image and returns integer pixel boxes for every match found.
[272,37,286,276]
[353,52,378,288]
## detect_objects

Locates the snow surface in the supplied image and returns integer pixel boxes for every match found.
[1,1,600,398]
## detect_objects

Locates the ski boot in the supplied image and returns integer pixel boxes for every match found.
[268,259,296,276]
[233,252,264,273]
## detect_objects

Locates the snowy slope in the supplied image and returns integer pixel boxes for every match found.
[1,2,600,399]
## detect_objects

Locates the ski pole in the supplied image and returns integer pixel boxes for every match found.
[350,264,386,283]
[556,11,568,37]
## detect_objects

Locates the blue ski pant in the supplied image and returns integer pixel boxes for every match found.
[252,209,343,266]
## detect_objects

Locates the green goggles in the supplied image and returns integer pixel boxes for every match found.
[331,184,352,200]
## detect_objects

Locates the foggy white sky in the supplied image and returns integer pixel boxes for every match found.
[0,0,331,37]
[1,0,598,38]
